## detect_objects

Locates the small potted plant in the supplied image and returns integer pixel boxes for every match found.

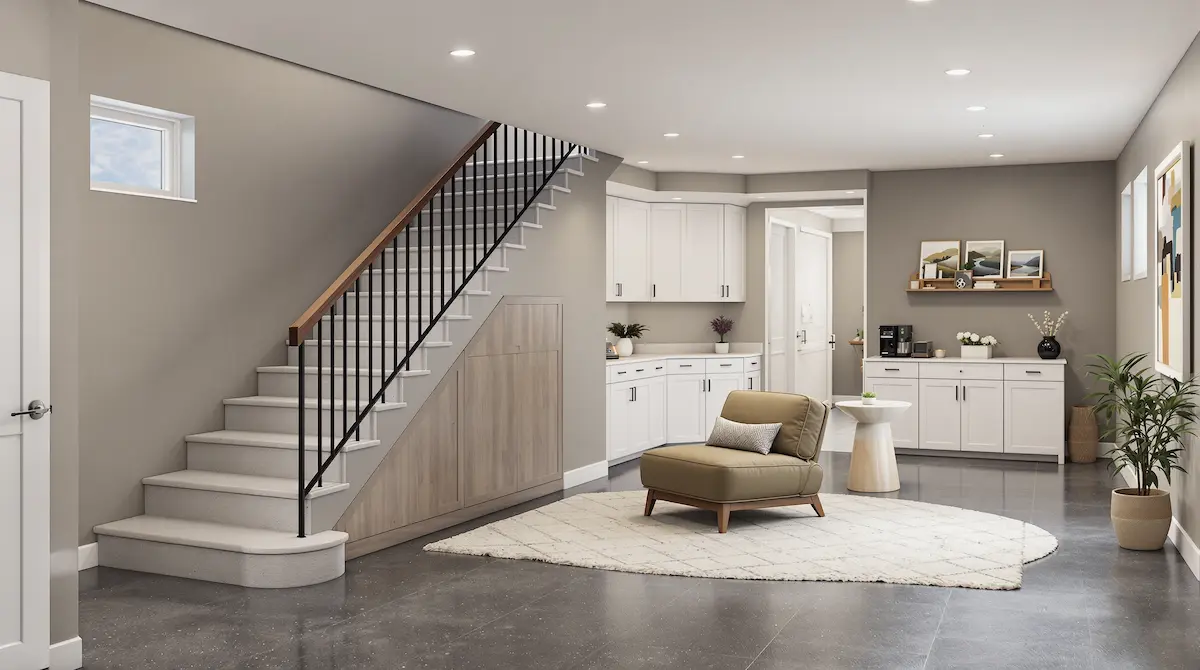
[957,332,998,359]
[1028,311,1069,360]
[606,322,647,358]
[710,316,734,354]
[1088,353,1199,550]
[861,391,877,405]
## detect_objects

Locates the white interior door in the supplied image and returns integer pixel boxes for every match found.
[0,71,50,670]
[766,221,794,392]
[795,228,832,401]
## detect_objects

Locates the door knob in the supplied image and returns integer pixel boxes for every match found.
[11,400,51,420]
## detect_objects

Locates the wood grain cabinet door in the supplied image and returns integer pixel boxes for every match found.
[514,351,561,490]
[504,303,561,354]
[463,354,518,506]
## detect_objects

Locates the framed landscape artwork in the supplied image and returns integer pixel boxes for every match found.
[963,240,1005,277]
[919,240,960,279]
[1007,250,1043,278]
[1154,141,1192,380]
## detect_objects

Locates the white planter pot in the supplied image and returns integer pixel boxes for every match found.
[861,397,876,405]
[961,345,992,359]
[616,338,634,357]
[714,342,730,354]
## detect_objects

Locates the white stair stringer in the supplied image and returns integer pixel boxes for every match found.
[92,152,598,588]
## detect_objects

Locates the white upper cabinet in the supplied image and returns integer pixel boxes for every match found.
[682,204,726,302]
[605,196,617,301]
[649,204,685,302]
[606,197,747,304]
[722,205,746,302]
[611,199,651,302]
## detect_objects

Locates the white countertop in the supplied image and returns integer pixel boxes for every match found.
[865,356,1066,365]
[607,352,760,366]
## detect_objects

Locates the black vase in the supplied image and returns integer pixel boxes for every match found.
[1037,336,1061,360]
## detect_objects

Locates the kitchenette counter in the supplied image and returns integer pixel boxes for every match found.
[865,356,1065,365]
[607,352,761,366]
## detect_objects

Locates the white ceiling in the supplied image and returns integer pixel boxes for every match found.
[92,0,1200,174]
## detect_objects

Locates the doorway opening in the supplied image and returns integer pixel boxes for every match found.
[764,204,866,403]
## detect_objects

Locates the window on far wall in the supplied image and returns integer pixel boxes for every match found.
[90,96,195,200]
[1133,167,1149,280]
[1120,182,1133,282]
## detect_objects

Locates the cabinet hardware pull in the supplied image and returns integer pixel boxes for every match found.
[655,366,664,370]
[653,284,656,298]
[963,386,967,400]
[885,368,899,372]
[1026,370,1042,374]
[617,371,626,375]
[720,363,732,367]
[680,364,693,368]
[955,386,959,402]
[630,388,635,402]
[636,369,645,372]
[748,377,753,390]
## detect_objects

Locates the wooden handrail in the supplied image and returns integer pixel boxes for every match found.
[288,121,501,346]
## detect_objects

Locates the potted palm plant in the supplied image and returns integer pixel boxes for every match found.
[1087,353,1199,550]
[607,322,647,358]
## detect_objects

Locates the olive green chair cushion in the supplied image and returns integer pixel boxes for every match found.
[719,390,829,460]
[640,444,824,503]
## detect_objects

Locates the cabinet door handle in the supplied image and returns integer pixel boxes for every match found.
[720,363,732,367]
[963,385,967,401]
[885,368,899,372]
[748,377,753,390]
[616,371,627,375]
[955,386,959,402]
[679,364,693,368]
[1026,370,1042,375]
[655,366,664,370]
[652,284,656,298]
[636,368,645,372]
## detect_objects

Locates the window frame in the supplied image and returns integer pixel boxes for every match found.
[1133,167,1149,280]
[1120,181,1133,282]
[89,96,193,200]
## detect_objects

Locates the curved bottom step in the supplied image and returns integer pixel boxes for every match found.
[94,516,346,588]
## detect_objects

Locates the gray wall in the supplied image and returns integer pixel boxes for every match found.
[0,0,82,647]
[833,231,865,396]
[1115,33,1200,545]
[867,162,1117,412]
[77,4,484,542]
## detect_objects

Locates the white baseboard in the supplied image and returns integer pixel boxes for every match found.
[50,636,82,670]
[563,460,608,489]
[1117,466,1200,581]
[77,543,98,571]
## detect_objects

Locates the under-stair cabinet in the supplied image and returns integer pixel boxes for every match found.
[607,197,747,302]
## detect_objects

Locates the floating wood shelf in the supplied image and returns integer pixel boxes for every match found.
[907,271,1054,293]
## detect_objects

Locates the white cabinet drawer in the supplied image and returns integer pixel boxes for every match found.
[608,361,664,383]
[1004,364,1064,382]
[919,362,1003,381]
[864,361,918,378]
[666,359,705,374]
[706,358,743,374]
[744,356,761,372]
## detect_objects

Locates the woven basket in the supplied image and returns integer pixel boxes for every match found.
[1068,405,1099,463]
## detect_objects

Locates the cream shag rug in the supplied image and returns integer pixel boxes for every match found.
[425,491,1058,590]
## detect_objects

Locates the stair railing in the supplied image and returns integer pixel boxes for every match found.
[288,122,582,537]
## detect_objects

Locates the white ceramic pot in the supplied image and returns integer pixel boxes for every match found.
[616,338,634,357]
[715,342,730,354]
[961,345,992,359]
[861,397,876,405]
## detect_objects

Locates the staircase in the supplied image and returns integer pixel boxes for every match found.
[94,124,594,587]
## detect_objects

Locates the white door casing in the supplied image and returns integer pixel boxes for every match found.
[766,221,794,392]
[0,70,50,670]
[795,227,832,401]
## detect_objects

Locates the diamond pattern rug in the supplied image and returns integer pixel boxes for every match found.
[424,491,1058,590]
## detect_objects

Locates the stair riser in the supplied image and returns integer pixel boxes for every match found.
[289,343,429,370]
[467,154,585,176]
[393,226,526,249]
[225,403,377,441]
[361,268,491,293]
[320,317,449,343]
[430,187,555,210]
[187,442,347,482]
[97,535,344,588]
[338,293,472,318]
[258,369,402,403]
[454,170,569,190]
[380,244,511,269]
[145,485,312,534]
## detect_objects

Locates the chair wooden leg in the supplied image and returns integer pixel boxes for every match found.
[717,504,731,533]
[644,490,657,517]
[811,495,825,518]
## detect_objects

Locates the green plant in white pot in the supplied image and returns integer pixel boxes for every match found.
[607,322,648,358]
[1087,353,1199,550]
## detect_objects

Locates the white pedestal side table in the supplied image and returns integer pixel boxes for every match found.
[835,400,912,493]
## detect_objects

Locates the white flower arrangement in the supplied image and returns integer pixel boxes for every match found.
[957,332,998,346]
[1028,311,1068,337]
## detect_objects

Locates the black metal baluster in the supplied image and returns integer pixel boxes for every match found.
[440,188,445,331]
[368,257,374,407]
[524,129,530,231]
[394,235,400,373]
[355,280,361,439]
[316,318,322,489]
[297,339,306,537]
[342,294,347,443]
[328,302,336,487]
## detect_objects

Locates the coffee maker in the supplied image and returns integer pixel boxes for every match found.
[879,325,913,357]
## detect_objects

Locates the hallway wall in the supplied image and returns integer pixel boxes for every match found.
[832,230,865,396]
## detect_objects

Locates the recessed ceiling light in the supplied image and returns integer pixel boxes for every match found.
[945,68,971,76]
[845,191,857,194]
[966,106,987,112]
[909,0,934,3]
[586,101,607,109]
[990,153,1005,159]
[449,49,476,57]
[732,155,745,159]
[663,132,680,138]
[636,160,649,164]
[978,133,995,139]
[671,197,683,200]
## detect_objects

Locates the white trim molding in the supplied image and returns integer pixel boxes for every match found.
[49,636,82,670]
[78,543,98,571]
[563,461,609,489]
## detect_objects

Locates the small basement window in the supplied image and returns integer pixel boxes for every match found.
[90,96,195,201]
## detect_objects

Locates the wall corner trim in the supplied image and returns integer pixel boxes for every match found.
[563,461,609,489]
[50,636,83,670]
[1119,467,1200,581]
[77,543,98,571]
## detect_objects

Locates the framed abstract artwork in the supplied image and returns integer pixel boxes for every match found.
[963,240,1005,277]
[1154,141,1192,380]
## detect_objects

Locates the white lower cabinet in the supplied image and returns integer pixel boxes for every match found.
[607,382,634,460]
[666,374,707,444]
[866,358,1065,462]
[646,375,667,447]
[747,371,761,392]
[706,373,741,426]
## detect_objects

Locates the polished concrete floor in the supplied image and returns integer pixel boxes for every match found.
[81,412,1200,669]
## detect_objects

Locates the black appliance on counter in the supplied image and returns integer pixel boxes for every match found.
[879,325,913,357]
